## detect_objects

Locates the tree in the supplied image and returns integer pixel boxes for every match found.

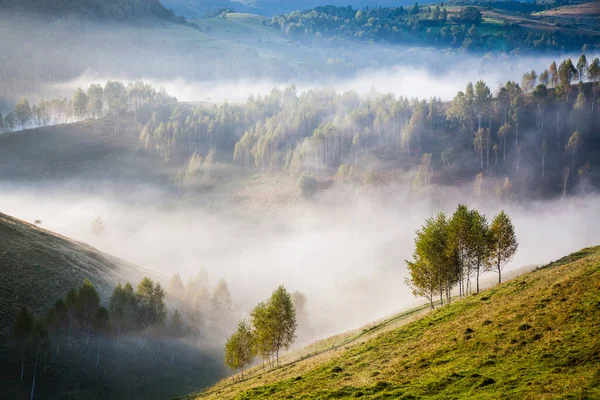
[558,58,577,90]
[576,54,588,82]
[405,257,438,310]
[489,211,518,284]
[224,320,255,379]
[14,306,34,381]
[109,282,137,336]
[211,278,233,316]
[496,177,512,202]
[496,123,510,163]
[549,61,558,88]
[15,97,32,130]
[5,111,16,132]
[448,205,473,297]
[408,212,459,306]
[87,84,104,119]
[77,279,101,344]
[468,210,491,293]
[413,153,432,193]
[73,88,88,120]
[168,273,186,303]
[265,286,297,366]
[251,301,274,369]
[565,131,582,167]
[136,277,166,329]
[474,128,489,169]
[169,310,185,338]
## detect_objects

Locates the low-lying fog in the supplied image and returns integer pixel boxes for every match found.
[47,50,600,104]
[2,183,599,340]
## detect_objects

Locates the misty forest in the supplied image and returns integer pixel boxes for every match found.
[1,0,600,399]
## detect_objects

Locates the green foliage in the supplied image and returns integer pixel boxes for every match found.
[14,97,32,130]
[407,206,514,304]
[489,211,518,283]
[136,277,167,327]
[224,320,255,377]
[13,306,34,341]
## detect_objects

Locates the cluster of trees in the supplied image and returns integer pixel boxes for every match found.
[266,4,600,52]
[6,55,600,201]
[405,206,518,309]
[12,277,187,398]
[167,271,235,323]
[224,286,297,378]
[0,81,176,133]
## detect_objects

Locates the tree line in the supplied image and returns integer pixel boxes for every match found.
[224,285,297,379]
[406,206,518,309]
[5,54,600,201]
[0,80,177,133]
[11,276,200,398]
[265,4,599,52]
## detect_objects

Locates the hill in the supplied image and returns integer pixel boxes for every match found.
[0,0,185,22]
[0,212,163,334]
[0,118,174,184]
[185,246,600,399]
[267,2,600,52]
[161,0,428,18]
[0,212,227,399]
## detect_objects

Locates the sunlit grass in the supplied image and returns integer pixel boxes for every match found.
[186,246,600,399]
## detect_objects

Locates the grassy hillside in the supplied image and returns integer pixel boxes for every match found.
[186,246,600,399]
[0,212,227,399]
[0,212,163,334]
[0,118,175,184]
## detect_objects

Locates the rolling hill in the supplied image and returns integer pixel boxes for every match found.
[185,246,600,399]
[0,0,184,22]
[0,212,227,399]
[0,212,164,335]
[161,0,429,17]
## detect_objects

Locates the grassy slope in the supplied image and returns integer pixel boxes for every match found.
[0,212,228,399]
[188,247,600,399]
[0,212,164,335]
[0,118,174,183]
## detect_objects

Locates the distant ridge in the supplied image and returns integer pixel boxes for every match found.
[0,0,198,27]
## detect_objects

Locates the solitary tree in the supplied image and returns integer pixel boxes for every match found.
[489,211,518,284]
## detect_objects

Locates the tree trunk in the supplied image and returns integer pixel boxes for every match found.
[21,347,25,381]
[497,259,502,284]
[476,263,480,293]
[31,347,39,400]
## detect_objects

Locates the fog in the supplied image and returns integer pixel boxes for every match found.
[2,9,599,345]
[1,12,598,108]
[1,181,599,340]
[41,51,600,105]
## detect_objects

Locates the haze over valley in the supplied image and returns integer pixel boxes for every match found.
[1,0,600,399]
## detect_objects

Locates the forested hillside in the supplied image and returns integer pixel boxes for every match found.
[187,246,600,399]
[162,0,425,17]
[268,2,600,52]
[4,56,597,202]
